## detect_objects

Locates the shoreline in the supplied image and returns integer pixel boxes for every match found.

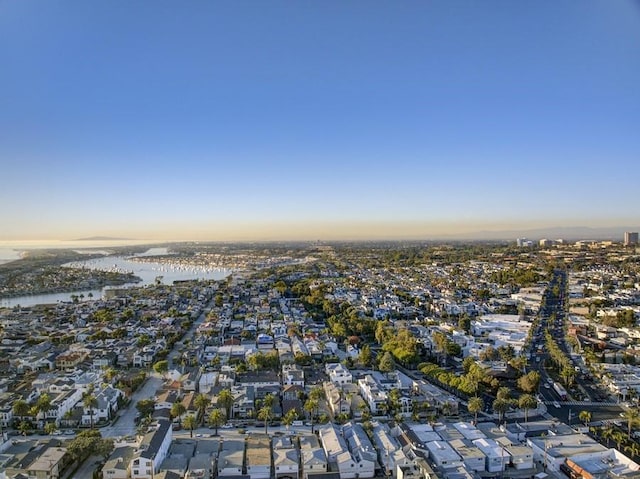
[0,276,143,300]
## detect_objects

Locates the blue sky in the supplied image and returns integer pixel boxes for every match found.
[1,1,639,240]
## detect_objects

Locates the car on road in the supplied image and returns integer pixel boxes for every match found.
[553,402,561,408]
[221,423,233,429]
[544,384,551,389]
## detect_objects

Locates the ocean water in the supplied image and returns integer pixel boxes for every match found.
[0,239,156,259]
[0,243,232,308]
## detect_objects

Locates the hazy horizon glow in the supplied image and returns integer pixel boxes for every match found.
[1,2,639,241]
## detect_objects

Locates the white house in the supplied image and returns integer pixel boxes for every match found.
[326,363,352,385]
[273,436,300,479]
[130,419,172,479]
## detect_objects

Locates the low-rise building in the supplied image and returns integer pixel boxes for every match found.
[300,434,328,479]
[273,436,299,479]
[130,419,173,479]
[246,435,272,479]
[218,439,245,477]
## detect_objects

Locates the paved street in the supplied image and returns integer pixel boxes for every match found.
[101,375,163,438]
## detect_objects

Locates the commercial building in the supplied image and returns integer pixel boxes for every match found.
[624,232,639,246]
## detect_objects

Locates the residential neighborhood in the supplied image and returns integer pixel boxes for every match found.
[1,238,640,479]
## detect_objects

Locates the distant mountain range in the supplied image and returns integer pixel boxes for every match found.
[68,226,640,243]
[72,236,133,241]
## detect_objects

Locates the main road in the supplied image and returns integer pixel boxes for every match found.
[529,269,624,425]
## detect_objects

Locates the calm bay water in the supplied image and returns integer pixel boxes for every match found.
[0,244,232,308]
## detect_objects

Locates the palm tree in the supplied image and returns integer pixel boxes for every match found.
[263,393,275,410]
[83,393,99,429]
[309,386,325,402]
[560,367,576,388]
[218,389,234,420]
[492,398,510,424]
[18,420,31,436]
[612,430,626,451]
[183,414,197,438]
[388,389,401,416]
[44,422,57,435]
[171,402,187,422]
[468,397,484,424]
[194,394,210,424]
[579,410,592,427]
[304,398,319,433]
[623,409,640,438]
[104,368,118,382]
[625,442,640,459]
[258,405,273,435]
[208,408,225,435]
[282,409,298,430]
[496,387,511,401]
[34,393,53,430]
[602,425,615,446]
[12,399,30,421]
[518,394,538,423]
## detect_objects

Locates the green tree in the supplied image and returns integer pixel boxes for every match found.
[83,393,99,429]
[517,371,541,393]
[468,397,484,424]
[194,394,211,424]
[560,367,576,388]
[44,422,58,435]
[283,409,298,430]
[135,398,156,418]
[67,430,112,463]
[625,442,640,459]
[12,399,30,419]
[579,410,592,427]
[623,409,640,438]
[171,402,186,421]
[497,387,511,401]
[458,315,471,334]
[492,398,510,423]
[104,368,118,382]
[602,425,615,446]
[309,386,325,402]
[613,430,626,450]
[33,393,53,429]
[378,351,395,376]
[518,394,537,423]
[153,360,169,378]
[183,414,197,438]
[208,408,226,435]
[304,398,319,433]
[218,389,234,420]
[359,344,373,367]
[258,405,273,435]
[96,437,115,460]
[263,393,276,410]
[18,420,31,436]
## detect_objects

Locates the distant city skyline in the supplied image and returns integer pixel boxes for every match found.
[1,2,639,241]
